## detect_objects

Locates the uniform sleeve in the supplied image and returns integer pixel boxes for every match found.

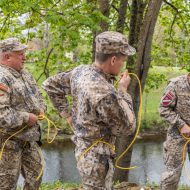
[0,82,29,131]
[158,82,186,129]
[118,90,134,111]
[95,92,136,137]
[42,71,72,118]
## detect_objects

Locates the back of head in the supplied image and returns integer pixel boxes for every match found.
[95,31,136,62]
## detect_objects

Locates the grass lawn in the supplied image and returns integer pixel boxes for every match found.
[17,181,190,190]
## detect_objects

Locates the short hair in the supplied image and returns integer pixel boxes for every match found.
[95,52,124,63]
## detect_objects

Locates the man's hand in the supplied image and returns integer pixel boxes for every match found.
[180,124,190,138]
[28,113,38,126]
[118,71,131,92]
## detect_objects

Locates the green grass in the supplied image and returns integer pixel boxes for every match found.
[17,181,190,190]
[17,181,80,190]
[146,182,190,190]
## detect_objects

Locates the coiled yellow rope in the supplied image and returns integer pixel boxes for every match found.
[38,114,58,144]
[0,114,58,181]
[36,114,58,180]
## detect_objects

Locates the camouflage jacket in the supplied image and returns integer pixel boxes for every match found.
[0,64,46,141]
[42,65,136,155]
[159,74,190,134]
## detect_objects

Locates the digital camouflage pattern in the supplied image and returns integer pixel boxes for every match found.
[0,38,27,53]
[95,31,136,55]
[0,64,45,190]
[75,146,114,190]
[43,64,136,189]
[159,74,190,190]
[0,140,42,190]
[0,64,46,141]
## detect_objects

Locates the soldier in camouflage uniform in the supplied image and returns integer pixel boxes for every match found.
[0,38,46,190]
[42,31,136,190]
[159,74,190,190]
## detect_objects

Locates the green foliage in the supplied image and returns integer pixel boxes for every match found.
[152,0,190,70]
[145,72,167,93]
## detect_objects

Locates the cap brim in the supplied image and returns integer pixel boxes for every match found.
[13,44,27,51]
[121,45,136,56]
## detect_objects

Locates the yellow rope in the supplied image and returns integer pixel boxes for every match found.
[115,73,142,170]
[79,72,142,171]
[0,125,28,160]
[36,144,45,181]
[35,114,58,180]
[79,138,116,160]
[0,114,58,180]
[181,134,190,180]
[38,114,58,144]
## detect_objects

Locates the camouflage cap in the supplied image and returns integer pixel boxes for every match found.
[0,38,27,53]
[95,31,136,55]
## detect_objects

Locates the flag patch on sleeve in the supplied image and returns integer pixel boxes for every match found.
[161,91,174,106]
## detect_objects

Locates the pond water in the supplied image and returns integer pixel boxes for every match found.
[18,140,190,186]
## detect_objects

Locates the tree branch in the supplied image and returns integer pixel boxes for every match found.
[163,0,189,35]
[112,4,119,13]
[37,48,54,82]
[51,0,61,9]
[169,12,177,40]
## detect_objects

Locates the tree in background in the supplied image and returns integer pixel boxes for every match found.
[0,0,190,182]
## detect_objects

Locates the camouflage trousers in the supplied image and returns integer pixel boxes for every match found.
[75,147,114,190]
[0,138,42,190]
[160,132,190,190]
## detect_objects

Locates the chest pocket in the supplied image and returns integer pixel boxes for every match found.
[11,81,30,110]
[11,79,40,113]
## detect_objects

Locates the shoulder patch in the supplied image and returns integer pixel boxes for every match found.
[161,91,175,106]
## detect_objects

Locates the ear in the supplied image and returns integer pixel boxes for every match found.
[4,53,10,60]
[110,56,116,66]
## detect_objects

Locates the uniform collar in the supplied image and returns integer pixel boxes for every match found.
[91,64,116,83]
[0,64,22,78]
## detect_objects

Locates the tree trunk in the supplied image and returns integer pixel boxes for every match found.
[114,0,163,182]
[144,92,148,124]
[92,0,110,61]
[116,0,128,33]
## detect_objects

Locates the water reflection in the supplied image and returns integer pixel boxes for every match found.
[18,140,190,186]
